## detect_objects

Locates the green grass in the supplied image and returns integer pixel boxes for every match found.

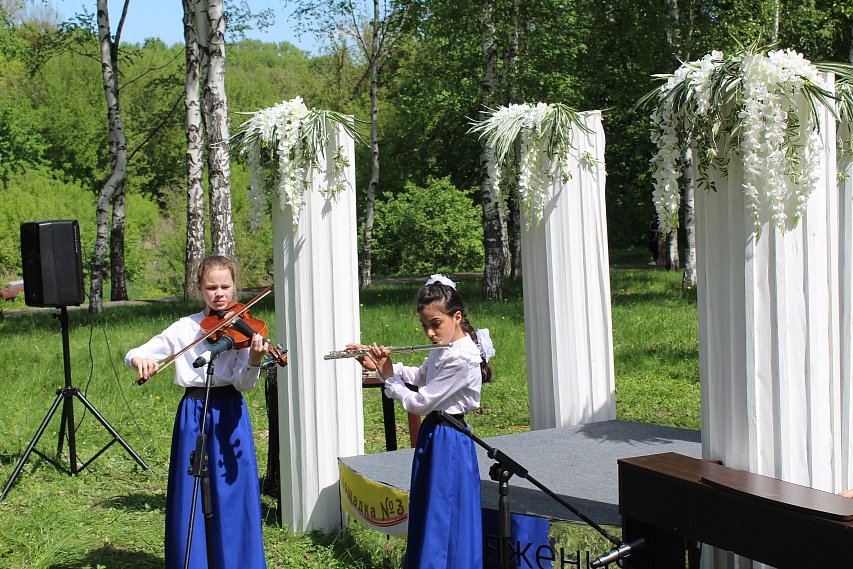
[0,268,697,568]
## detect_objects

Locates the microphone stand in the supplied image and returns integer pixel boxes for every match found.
[437,411,624,569]
[183,361,217,569]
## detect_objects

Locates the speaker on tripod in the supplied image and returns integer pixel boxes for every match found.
[1,220,148,501]
[20,219,85,308]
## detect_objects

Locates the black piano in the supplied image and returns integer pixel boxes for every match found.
[618,452,853,568]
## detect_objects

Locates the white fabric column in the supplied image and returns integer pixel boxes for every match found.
[521,110,615,430]
[696,82,846,568]
[839,122,853,492]
[272,124,364,532]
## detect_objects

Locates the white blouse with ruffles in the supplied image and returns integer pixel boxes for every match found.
[124,311,261,391]
[385,334,482,416]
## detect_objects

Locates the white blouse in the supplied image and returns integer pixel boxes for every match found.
[124,311,261,392]
[384,334,482,416]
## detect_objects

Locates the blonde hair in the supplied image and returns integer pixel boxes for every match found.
[196,255,238,290]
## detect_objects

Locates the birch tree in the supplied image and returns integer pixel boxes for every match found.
[200,0,235,258]
[183,0,205,298]
[479,0,507,299]
[663,0,682,273]
[287,0,412,288]
[504,0,521,281]
[90,0,129,313]
[363,0,380,288]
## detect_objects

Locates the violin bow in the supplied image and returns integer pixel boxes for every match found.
[134,284,275,385]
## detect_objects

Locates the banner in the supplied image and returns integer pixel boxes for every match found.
[482,508,553,569]
[338,460,408,536]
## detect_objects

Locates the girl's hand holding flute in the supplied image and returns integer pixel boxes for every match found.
[345,342,393,379]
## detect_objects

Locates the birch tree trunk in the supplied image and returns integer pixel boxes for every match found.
[109,185,127,299]
[505,0,521,280]
[90,0,129,313]
[183,0,205,299]
[772,0,780,42]
[667,228,680,270]
[508,189,521,280]
[664,0,687,274]
[106,1,128,302]
[358,0,380,289]
[203,0,235,259]
[479,0,506,300]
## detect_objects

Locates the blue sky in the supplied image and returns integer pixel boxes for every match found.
[54,0,319,53]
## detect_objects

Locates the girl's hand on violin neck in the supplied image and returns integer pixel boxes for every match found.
[131,357,159,380]
[247,333,269,367]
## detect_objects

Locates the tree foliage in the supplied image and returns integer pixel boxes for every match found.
[372,177,483,276]
[0,0,850,294]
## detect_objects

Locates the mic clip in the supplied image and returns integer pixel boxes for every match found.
[193,335,235,368]
[590,537,647,568]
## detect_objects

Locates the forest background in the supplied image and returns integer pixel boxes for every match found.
[0,0,851,299]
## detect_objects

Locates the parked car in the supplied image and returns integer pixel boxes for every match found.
[1,279,23,301]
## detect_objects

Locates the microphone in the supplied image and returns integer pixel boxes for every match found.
[589,537,647,568]
[193,335,235,368]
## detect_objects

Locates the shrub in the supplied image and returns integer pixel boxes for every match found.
[372,177,483,276]
[0,168,96,279]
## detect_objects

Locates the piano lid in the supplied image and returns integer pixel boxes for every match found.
[698,459,853,522]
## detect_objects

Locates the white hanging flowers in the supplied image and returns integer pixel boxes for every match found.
[641,46,851,236]
[469,102,591,226]
[229,97,361,229]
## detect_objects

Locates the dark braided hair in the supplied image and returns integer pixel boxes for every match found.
[417,282,493,383]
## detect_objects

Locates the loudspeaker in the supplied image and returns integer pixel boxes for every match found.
[20,220,85,307]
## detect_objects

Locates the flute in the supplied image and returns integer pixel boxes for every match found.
[324,343,451,360]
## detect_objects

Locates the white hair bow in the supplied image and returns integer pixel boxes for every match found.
[425,274,456,289]
[477,328,496,362]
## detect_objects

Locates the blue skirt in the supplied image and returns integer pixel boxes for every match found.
[404,414,483,569]
[165,389,266,569]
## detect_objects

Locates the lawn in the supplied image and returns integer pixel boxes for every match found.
[0,267,698,568]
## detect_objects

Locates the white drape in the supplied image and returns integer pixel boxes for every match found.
[522,110,616,429]
[839,121,853,498]
[272,124,364,532]
[696,78,850,568]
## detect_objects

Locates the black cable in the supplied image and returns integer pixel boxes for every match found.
[67,283,165,475]
[96,310,168,476]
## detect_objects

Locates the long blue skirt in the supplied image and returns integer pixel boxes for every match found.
[404,415,483,569]
[165,392,266,569]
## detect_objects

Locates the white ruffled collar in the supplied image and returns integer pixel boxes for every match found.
[438,334,482,365]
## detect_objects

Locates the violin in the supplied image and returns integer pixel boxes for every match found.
[200,302,288,366]
[134,285,287,385]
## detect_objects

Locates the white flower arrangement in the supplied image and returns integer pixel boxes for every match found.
[230,97,360,229]
[469,102,591,226]
[642,47,851,236]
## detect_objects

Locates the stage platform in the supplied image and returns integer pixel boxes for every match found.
[339,419,701,526]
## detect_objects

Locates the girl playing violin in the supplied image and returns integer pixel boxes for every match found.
[350,274,495,569]
[125,255,267,569]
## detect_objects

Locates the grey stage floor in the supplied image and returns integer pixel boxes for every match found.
[339,419,701,525]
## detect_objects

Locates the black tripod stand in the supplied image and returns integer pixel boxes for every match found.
[1,306,148,501]
[437,411,634,569]
[183,359,218,569]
